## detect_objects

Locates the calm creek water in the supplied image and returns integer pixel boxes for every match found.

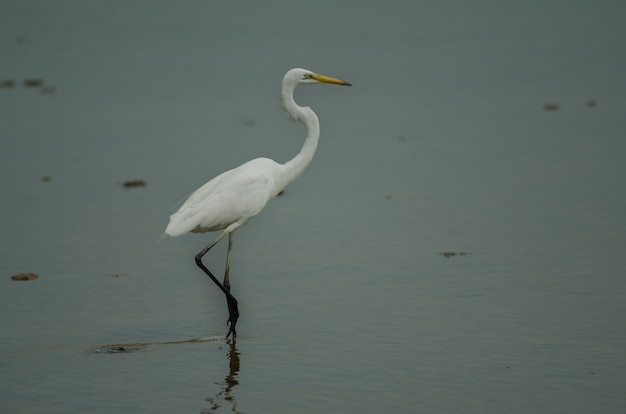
[2,1,626,413]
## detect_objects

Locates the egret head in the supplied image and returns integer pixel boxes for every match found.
[284,68,352,87]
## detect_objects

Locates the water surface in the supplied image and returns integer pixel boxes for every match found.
[1,1,626,413]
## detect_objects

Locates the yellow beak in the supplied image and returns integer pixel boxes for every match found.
[311,73,352,86]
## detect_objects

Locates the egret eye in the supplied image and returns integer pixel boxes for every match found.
[303,74,314,80]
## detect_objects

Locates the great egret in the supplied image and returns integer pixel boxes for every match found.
[165,68,351,338]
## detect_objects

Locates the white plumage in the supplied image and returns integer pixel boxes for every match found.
[166,157,281,237]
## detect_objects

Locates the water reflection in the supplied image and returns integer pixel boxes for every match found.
[204,339,242,414]
[91,337,243,412]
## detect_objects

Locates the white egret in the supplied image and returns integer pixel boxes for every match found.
[164,68,351,338]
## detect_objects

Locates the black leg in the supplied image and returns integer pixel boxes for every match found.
[195,231,240,338]
[224,232,234,290]
[223,232,239,336]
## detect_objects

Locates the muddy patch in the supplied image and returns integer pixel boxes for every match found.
[11,273,39,281]
[92,336,226,354]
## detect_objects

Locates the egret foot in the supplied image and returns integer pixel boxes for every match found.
[226,295,239,339]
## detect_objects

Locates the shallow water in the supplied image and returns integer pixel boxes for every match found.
[2,1,626,413]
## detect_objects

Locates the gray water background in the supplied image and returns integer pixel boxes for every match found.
[1,1,626,413]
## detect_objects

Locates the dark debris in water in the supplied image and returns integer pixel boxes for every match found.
[95,344,148,354]
[439,251,471,258]
[242,118,256,127]
[24,79,44,88]
[92,336,224,354]
[542,100,598,111]
[122,179,147,188]
[543,103,560,111]
[1,78,56,94]
[11,272,39,281]
[41,86,56,95]
[1,79,16,88]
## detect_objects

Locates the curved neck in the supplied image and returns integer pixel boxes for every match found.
[277,86,320,191]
